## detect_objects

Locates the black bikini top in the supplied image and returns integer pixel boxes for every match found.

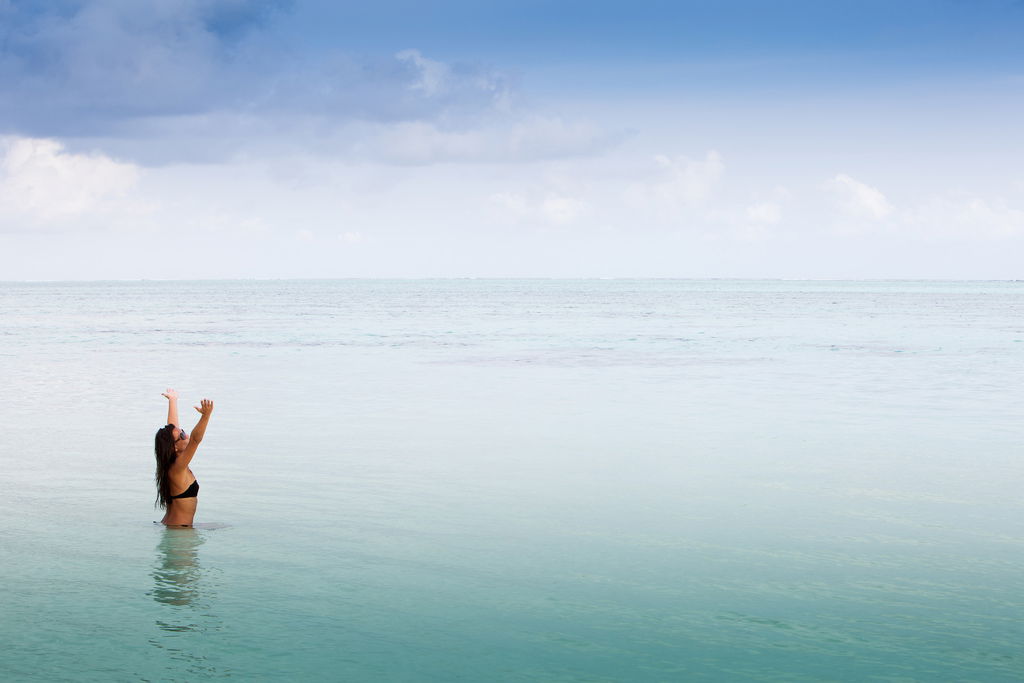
[170,479,199,500]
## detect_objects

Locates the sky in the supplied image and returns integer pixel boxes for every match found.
[1,0,1023,279]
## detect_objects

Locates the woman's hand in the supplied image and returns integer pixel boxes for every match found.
[194,398,214,416]
[163,388,180,426]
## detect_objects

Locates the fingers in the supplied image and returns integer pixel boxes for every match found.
[193,398,214,414]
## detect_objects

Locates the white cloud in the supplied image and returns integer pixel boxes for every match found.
[395,49,452,97]
[353,116,620,165]
[489,191,587,226]
[0,136,142,227]
[902,194,1024,239]
[489,192,530,216]
[394,48,511,110]
[744,186,791,226]
[821,173,1022,239]
[655,150,724,204]
[338,230,363,244]
[827,173,892,220]
[626,151,724,211]
[746,202,782,224]
[540,196,587,225]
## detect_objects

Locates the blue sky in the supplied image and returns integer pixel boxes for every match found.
[282,0,1024,71]
[1,0,1022,278]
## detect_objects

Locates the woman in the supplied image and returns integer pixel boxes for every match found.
[154,389,214,526]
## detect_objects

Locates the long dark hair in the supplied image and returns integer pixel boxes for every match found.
[154,425,178,509]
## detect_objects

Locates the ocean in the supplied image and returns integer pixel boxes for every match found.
[1,279,1021,681]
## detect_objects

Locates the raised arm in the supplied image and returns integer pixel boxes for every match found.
[176,399,214,469]
[162,388,180,427]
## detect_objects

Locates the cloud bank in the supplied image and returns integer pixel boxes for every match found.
[0,1,618,167]
[0,136,142,230]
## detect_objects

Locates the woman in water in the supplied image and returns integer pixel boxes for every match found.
[154,389,214,526]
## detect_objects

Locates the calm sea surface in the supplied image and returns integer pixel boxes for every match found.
[1,279,1022,681]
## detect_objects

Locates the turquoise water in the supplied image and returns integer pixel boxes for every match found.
[1,279,1022,681]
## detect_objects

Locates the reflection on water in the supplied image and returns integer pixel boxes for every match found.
[151,528,205,614]
[148,527,226,678]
